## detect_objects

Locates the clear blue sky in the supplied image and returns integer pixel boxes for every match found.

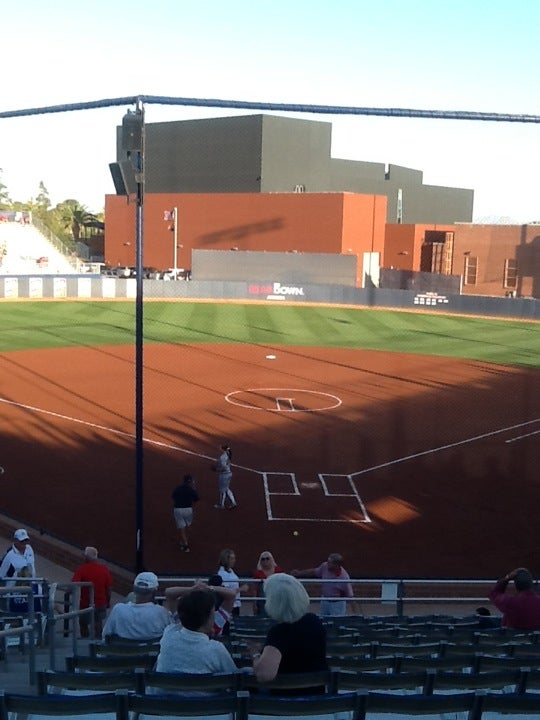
[1,0,539,220]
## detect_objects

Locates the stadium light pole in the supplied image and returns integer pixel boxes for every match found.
[173,207,178,278]
[121,102,146,573]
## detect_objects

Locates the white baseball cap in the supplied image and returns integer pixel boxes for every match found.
[133,572,159,590]
[13,529,30,542]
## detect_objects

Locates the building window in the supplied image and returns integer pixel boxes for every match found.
[503,258,517,289]
[463,256,478,285]
[421,231,454,275]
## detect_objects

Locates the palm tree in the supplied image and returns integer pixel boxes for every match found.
[57,200,98,241]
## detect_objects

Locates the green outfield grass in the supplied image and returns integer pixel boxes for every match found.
[0,301,538,368]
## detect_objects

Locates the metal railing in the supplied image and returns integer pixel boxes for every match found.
[0,579,95,685]
[157,576,502,616]
[0,574,508,687]
[30,217,84,270]
[0,585,37,686]
[44,581,95,670]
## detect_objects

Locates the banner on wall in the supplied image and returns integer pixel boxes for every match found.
[126,278,136,298]
[29,277,43,298]
[53,277,67,298]
[248,282,306,301]
[413,292,449,306]
[4,277,18,298]
[78,278,92,298]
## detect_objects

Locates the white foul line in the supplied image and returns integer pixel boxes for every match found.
[351,418,540,477]
[0,395,265,473]
[2,395,537,525]
[505,429,540,443]
[0,396,214,461]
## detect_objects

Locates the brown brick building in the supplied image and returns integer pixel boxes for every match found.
[384,223,540,298]
[105,191,387,287]
[105,114,540,298]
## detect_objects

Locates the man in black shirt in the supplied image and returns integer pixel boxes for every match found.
[171,474,199,552]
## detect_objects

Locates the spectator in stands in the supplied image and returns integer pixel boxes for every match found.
[164,574,236,638]
[475,606,500,629]
[252,573,328,693]
[217,548,249,616]
[155,587,238,674]
[71,546,113,638]
[252,550,283,615]
[489,567,540,630]
[7,564,42,615]
[102,571,171,640]
[0,529,36,580]
[292,552,355,617]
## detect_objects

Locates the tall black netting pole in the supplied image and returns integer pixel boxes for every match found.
[121,102,145,573]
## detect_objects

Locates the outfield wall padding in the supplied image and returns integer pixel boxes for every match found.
[0,275,538,320]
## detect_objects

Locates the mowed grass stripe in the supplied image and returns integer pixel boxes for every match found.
[0,301,537,368]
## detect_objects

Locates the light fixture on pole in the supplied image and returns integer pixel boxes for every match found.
[164,207,179,279]
[173,207,178,278]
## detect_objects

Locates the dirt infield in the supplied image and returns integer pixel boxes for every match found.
[0,342,538,580]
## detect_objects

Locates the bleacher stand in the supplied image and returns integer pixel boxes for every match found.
[0,217,80,275]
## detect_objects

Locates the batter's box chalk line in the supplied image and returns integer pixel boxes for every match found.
[263,471,371,523]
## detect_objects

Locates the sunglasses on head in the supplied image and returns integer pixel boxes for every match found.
[261,556,271,561]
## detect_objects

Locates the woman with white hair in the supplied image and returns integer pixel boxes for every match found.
[252,573,327,692]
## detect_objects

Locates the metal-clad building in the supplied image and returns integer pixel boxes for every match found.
[115,114,473,225]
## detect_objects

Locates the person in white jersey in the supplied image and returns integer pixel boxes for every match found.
[217,548,249,617]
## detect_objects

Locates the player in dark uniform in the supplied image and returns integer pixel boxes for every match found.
[171,474,199,552]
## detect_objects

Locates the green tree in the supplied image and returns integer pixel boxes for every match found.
[35,181,51,213]
[0,169,12,210]
[56,199,98,242]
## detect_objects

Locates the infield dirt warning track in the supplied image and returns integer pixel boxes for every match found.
[0,342,538,578]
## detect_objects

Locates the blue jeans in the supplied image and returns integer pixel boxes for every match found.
[320,599,347,616]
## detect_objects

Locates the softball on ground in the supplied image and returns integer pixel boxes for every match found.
[293,530,299,536]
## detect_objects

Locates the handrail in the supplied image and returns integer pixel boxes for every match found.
[45,581,95,668]
[156,576,502,616]
[31,217,75,259]
[0,579,97,682]
[0,585,36,685]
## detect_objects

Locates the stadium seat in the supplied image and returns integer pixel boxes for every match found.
[65,655,156,672]
[36,670,143,695]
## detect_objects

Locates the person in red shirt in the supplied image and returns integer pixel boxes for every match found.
[72,546,113,638]
[489,567,540,630]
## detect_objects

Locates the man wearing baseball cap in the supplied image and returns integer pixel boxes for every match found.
[102,571,171,641]
[0,529,36,580]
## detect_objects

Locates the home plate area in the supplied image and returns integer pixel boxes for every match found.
[263,471,371,523]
